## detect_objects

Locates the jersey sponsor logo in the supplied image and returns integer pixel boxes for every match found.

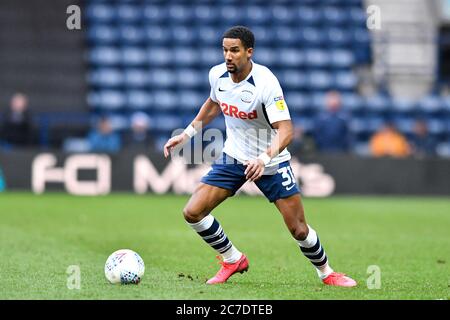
[220,102,257,120]
[274,96,286,111]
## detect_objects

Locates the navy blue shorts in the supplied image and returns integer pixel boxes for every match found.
[201,153,300,202]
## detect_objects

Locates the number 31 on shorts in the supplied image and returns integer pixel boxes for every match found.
[277,166,296,190]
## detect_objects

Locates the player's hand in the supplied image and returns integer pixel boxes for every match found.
[163,134,185,158]
[244,158,265,182]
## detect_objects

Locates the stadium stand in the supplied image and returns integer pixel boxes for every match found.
[82,0,449,156]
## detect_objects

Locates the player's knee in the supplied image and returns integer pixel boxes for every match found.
[291,224,309,241]
[182,206,203,223]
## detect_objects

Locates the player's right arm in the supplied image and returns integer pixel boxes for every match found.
[163,97,221,158]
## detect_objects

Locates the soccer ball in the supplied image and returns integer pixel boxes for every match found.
[104,249,145,284]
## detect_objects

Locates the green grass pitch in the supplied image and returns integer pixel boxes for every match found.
[0,192,448,300]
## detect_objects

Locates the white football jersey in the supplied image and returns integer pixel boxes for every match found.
[209,61,292,167]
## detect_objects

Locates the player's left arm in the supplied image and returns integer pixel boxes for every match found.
[245,73,292,181]
[244,120,293,181]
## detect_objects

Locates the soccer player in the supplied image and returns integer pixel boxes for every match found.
[164,26,357,287]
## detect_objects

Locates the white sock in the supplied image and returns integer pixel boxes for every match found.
[297,225,334,279]
[188,215,242,264]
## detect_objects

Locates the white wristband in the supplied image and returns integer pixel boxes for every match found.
[183,124,197,138]
[257,152,271,165]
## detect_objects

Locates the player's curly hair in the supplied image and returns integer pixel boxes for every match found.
[222,26,255,49]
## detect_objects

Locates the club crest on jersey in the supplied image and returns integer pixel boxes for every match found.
[274,96,286,111]
[220,102,257,120]
[240,90,253,103]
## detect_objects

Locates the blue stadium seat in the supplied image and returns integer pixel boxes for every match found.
[334,71,357,90]
[273,26,298,46]
[366,116,385,132]
[309,92,326,109]
[88,46,120,66]
[88,90,126,110]
[144,25,171,45]
[329,49,355,68]
[118,25,145,45]
[349,7,367,25]
[352,29,372,62]
[171,26,196,45]
[126,90,153,110]
[85,4,115,23]
[284,92,311,112]
[244,6,266,25]
[391,97,417,114]
[278,70,307,90]
[304,49,329,68]
[88,68,123,87]
[322,6,347,25]
[87,25,118,45]
[442,95,450,112]
[251,26,274,46]
[200,47,223,67]
[173,48,197,67]
[175,69,206,89]
[178,91,205,111]
[109,114,129,131]
[149,69,175,89]
[324,27,351,47]
[168,5,192,24]
[427,119,447,135]
[151,114,183,132]
[296,6,322,26]
[253,47,276,67]
[365,95,390,114]
[340,93,364,113]
[147,47,172,67]
[279,49,304,68]
[349,117,369,135]
[121,47,147,66]
[270,6,296,25]
[197,27,221,46]
[116,4,142,24]
[417,95,443,115]
[193,6,219,24]
[152,90,178,111]
[123,69,150,88]
[308,71,333,90]
[218,6,244,25]
[298,27,325,47]
[142,5,168,24]
[394,117,416,135]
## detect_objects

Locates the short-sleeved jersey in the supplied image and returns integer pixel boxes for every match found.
[209,61,291,167]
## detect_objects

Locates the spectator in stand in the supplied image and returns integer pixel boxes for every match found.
[0,93,33,149]
[410,120,437,158]
[87,116,121,153]
[123,112,154,151]
[313,90,350,153]
[369,122,411,158]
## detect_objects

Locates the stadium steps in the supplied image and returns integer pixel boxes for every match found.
[365,0,439,99]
